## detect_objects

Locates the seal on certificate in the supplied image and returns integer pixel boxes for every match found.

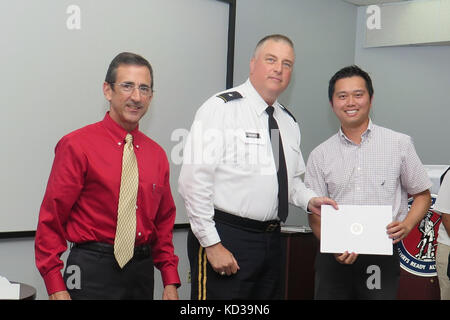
[350,222,363,236]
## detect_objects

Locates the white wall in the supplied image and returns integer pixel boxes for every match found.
[355,5,450,164]
[0,0,229,232]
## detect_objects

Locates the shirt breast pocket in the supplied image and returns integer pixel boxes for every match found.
[148,183,165,213]
[151,183,165,196]
[233,130,267,169]
[374,176,397,203]
[241,130,265,145]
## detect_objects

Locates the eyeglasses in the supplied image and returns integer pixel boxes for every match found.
[110,82,153,97]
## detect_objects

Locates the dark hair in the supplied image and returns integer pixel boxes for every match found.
[328,65,373,102]
[254,34,294,55]
[105,52,154,91]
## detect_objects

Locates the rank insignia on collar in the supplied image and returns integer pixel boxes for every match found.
[216,91,243,103]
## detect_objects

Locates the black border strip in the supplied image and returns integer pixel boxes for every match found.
[0,231,36,239]
[0,0,235,239]
[174,223,190,230]
[217,0,236,89]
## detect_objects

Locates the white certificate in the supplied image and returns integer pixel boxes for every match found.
[320,205,393,255]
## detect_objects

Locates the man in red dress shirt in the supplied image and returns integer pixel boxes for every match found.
[35,52,180,300]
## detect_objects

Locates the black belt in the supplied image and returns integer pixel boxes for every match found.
[73,242,151,258]
[214,209,280,233]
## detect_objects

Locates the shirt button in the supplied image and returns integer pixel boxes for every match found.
[118,142,122,146]
[136,205,138,209]
[136,145,140,149]
[138,232,142,237]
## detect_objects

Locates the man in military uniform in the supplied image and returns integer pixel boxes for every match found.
[178,34,337,299]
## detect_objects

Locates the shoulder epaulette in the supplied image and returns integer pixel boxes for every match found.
[279,104,297,123]
[216,91,243,103]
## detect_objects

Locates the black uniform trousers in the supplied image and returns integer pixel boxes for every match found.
[314,246,400,300]
[188,220,283,300]
[63,242,154,300]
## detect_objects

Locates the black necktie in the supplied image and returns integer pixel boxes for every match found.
[266,106,288,222]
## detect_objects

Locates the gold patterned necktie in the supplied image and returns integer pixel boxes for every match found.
[114,133,139,268]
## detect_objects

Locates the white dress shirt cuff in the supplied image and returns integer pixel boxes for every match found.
[196,228,221,248]
[291,183,318,213]
[304,188,318,214]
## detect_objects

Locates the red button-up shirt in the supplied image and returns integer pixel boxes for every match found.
[35,112,180,295]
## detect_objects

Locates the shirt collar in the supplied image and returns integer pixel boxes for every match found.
[102,112,140,145]
[243,79,278,116]
[338,118,374,144]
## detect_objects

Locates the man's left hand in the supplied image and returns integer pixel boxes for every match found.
[386,221,413,244]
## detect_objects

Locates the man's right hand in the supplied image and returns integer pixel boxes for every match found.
[204,243,240,276]
[307,196,339,216]
[49,290,71,300]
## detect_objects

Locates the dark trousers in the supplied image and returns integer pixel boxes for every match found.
[63,243,154,300]
[187,221,282,300]
[314,247,400,300]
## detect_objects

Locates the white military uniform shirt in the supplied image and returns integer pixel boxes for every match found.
[178,79,316,247]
